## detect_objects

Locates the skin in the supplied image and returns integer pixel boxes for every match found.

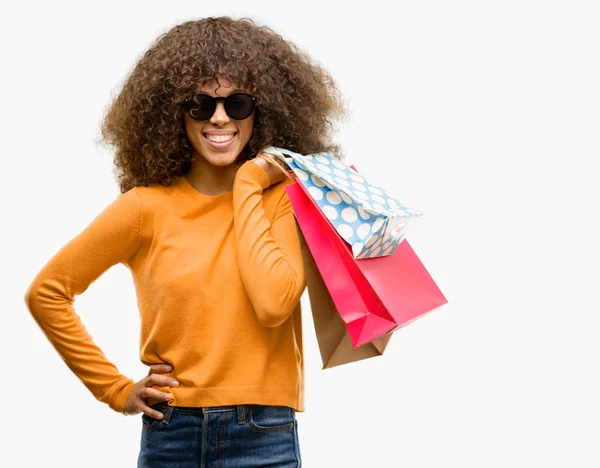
[183,75,286,195]
[123,75,287,419]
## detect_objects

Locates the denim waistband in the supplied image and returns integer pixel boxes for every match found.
[150,401,249,425]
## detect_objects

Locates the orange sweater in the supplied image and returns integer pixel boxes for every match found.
[24,161,306,413]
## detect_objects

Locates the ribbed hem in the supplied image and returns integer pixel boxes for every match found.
[147,384,304,412]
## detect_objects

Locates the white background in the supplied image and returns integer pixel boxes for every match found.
[3,1,599,466]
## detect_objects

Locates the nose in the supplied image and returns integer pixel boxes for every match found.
[209,101,230,125]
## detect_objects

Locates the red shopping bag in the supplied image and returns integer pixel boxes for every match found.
[285,179,448,351]
[294,223,394,369]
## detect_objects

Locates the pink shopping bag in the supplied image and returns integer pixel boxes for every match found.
[285,178,448,351]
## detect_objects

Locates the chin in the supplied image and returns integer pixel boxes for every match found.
[200,148,239,166]
[203,151,240,166]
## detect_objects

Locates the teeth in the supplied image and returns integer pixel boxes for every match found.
[206,133,235,143]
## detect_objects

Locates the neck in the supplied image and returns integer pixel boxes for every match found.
[186,152,242,196]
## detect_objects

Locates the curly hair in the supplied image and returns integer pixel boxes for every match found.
[98,16,349,193]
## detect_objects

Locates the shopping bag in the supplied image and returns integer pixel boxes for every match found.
[262,146,423,259]
[294,223,393,369]
[285,176,448,350]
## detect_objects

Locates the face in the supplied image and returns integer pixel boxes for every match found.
[184,76,256,167]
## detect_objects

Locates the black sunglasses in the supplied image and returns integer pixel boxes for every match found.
[184,92,257,121]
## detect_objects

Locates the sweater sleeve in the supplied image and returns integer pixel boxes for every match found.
[232,160,306,327]
[23,188,141,414]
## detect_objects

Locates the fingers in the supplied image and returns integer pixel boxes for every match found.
[144,386,174,404]
[142,365,178,417]
[255,156,289,185]
[145,372,179,389]
[147,363,173,376]
[124,365,179,418]
[139,376,177,418]
[259,153,293,175]
[258,154,286,173]
[139,401,166,420]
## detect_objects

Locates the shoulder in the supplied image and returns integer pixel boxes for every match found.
[131,178,180,206]
[126,179,182,231]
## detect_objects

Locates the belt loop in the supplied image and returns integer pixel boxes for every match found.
[237,405,247,425]
[161,404,175,425]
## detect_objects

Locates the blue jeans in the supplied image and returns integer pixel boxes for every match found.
[137,401,302,467]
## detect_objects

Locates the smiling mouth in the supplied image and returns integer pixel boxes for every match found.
[203,133,237,143]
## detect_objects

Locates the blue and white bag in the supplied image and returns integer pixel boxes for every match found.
[261,146,423,259]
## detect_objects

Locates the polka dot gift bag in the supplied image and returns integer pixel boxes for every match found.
[260,146,448,363]
[261,147,423,259]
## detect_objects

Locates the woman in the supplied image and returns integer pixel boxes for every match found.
[24,16,346,467]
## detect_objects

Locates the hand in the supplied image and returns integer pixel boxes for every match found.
[123,363,179,419]
[252,154,290,187]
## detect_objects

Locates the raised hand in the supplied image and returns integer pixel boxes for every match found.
[252,153,292,187]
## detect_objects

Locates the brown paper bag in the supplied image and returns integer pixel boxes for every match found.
[295,222,393,369]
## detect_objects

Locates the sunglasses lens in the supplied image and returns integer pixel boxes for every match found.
[185,95,215,120]
[185,93,256,120]
[225,94,255,120]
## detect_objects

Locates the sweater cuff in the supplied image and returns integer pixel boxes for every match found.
[237,159,272,190]
[108,377,135,414]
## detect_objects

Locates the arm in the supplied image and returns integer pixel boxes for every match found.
[232,160,306,327]
[23,188,141,413]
